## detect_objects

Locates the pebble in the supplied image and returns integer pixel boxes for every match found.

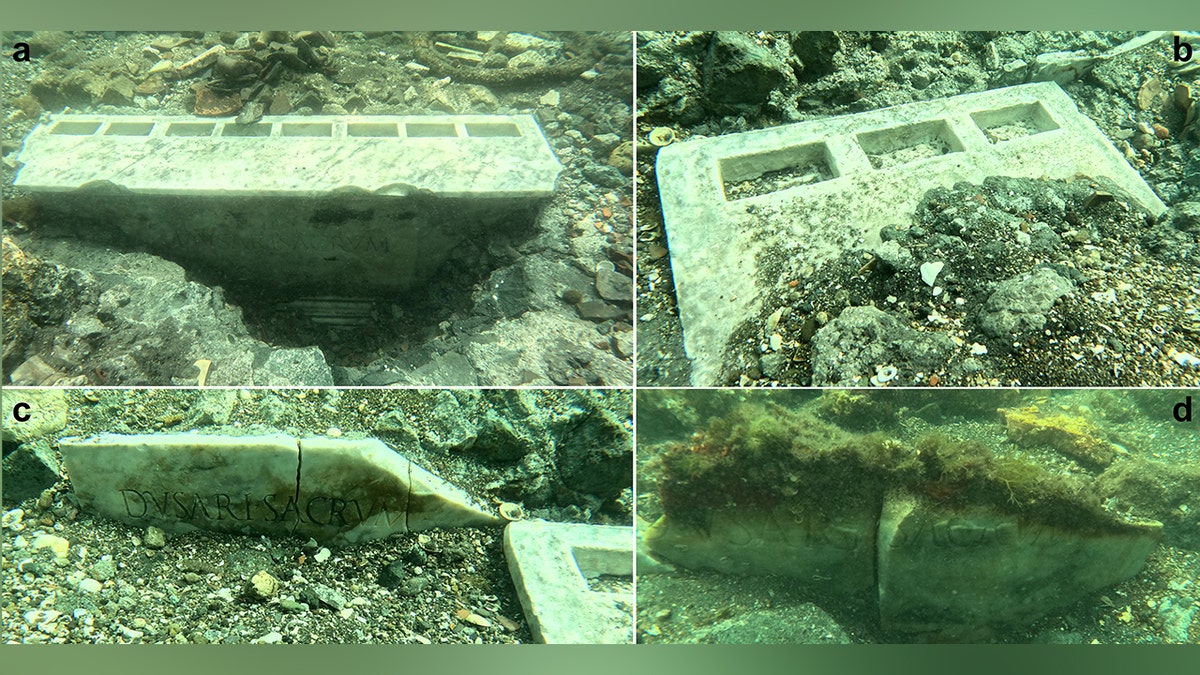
[1173,352,1200,368]
[314,547,331,563]
[3,508,25,531]
[78,578,103,594]
[538,90,560,107]
[144,526,166,549]
[248,570,280,600]
[90,557,116,581]
[32,533,69,559]
[254,631,284,644]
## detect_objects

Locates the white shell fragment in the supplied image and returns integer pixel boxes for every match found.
[920,261,944,287]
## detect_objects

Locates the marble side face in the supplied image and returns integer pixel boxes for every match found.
[876,491,1163,637]
[60,434,501,546]
[60,434,301,538]
[644,505,878,596]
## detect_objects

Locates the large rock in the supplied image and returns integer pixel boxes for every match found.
[703,32,785,108]
[978,267,1074,338]
[810,306,955,386]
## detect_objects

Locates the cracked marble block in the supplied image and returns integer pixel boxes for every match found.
[60,434,501,545]
[13,114,561,296]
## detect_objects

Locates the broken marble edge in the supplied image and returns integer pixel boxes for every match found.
[655,82,1167,385]
[504,520,634,644]
[14,113,562,198]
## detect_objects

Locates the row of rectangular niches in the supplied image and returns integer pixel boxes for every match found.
[47,119,524,139]
[720,100,1061,201]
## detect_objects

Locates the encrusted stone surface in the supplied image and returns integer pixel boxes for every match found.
[656,82,1167,385]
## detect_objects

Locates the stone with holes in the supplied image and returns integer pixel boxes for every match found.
[504,519,633,644]
[13,114,561,297]
[655,82,1167,385]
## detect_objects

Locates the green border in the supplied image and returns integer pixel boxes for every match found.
[0,0,1198,29]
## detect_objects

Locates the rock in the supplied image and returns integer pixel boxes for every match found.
[703,32,785,108]
[308,583,346,610]
[268,90,292,115]
[999,405,1118,467]
[313,547,331,563]
[253,347,333,386]
[1,440,61,504]
[595,263,633,303]
[377,561,407,589]
[810,306,955,386]
[612,332,634,360]
[32,533,69,558]
[582,163,627,189]
[2,509,24,531]
[90,557,116,582]
[870,240,914,271]
[77,578,103,595]
[398,577,428,597]
[978,268,1073,338]
[474,266,531,319]
[608,141,634,174]
[555,406,633,501]
[144,526,167,549]
[698,605,853,644]
[1164,202,1200,234]
[577,300,625,322]
[247,570,279,601]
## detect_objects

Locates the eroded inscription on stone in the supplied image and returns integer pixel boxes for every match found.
[60,434,500,545]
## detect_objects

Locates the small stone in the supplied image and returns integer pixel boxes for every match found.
[144,526,166,549]
[1173,352,1200,368]
[248,570,280,601]
[90,557,116,581]
[279,598,308,613]
[561,289,584,305]
[254,631,284,644]
[539,90,560,107]
[378,561,407,589]
[310,583,346,610]
[399,577,428,597]
[2,508,25,531]
[576,300,625,322]
[313,547,331,563]
[78,578,103,595]
[595,264,633,303]
[32,533,69,559]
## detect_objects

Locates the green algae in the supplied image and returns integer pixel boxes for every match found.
[658,400,1130,535]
